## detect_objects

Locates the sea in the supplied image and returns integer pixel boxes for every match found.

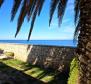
[0,40,77,48]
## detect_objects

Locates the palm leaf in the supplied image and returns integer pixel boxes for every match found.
[28,0,40,40]
[58,0,68,26]
[0,0,4,8]
[38,0,45,16]
[26,0,34,21]
[28,13,36,40]
[11,0,22,21]
[74,20,81,40]
[74,0,81,39]
[49,0,59,26]
[74,0,80,24]
[27,0,37,21]
[15,0,27,37]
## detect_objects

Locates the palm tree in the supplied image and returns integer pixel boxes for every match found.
[0,0,3,8]
[0,0,91,84]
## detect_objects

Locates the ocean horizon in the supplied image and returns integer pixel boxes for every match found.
[0,40,77,47]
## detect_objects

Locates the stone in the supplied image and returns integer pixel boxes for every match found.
[0,55,9,59]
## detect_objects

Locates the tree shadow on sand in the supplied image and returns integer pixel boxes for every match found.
[0,62,46,84]
[0,60,70,84]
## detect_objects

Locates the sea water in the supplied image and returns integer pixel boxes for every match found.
[0,40,77,47]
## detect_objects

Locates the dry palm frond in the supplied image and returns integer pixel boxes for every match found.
[11,0,22,21]
[0,0,4,8]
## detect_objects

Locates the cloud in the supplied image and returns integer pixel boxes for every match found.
[49,19,58,29]
[68,0,74,4]
[62,25,75,34]
[49,18,71,28]
[51,22,58,27]
[66,0,74,11]
[62,19,71,24]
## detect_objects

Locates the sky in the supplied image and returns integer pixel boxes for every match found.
[0,0,75,40]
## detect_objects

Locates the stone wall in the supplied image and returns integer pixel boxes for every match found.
[0,44,76,71]
[0,43,29,61]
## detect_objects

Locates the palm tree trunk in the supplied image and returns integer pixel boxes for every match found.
[77,0,91,84]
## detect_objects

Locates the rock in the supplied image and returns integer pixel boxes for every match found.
[0,55,7,59]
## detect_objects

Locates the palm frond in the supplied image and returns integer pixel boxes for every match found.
[0,0,4,8]
[49,0,59,26]
[74,20,81,40]
[15,0,27,37]
[74,0,81,40]
[27,0,37,21]
[28,13,36,40]
[58,0,68,26]
[11,0,22,21]
[38,0,45,16]
[10,0,69,40]
[28,0,40,40]
[26,0,34,21]
[74,0,80,24]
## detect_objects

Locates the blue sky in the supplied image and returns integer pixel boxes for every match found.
[0,0,75,40]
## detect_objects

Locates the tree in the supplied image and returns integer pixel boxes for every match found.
[0,0,91,84]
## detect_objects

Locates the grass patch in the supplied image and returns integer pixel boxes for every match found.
[0,59,56,83]
[68,58,79,84]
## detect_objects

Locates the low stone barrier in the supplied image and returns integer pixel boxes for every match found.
[0,44,76,71]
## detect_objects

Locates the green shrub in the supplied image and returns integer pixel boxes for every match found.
[68,58,79,84]
[4,52,14,57]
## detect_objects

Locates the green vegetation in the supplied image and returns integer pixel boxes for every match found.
[0,59,56,83]
[68,58,79,84]
[4,52,14,57]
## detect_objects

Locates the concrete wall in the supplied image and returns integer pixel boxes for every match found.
[0,44,76,71]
